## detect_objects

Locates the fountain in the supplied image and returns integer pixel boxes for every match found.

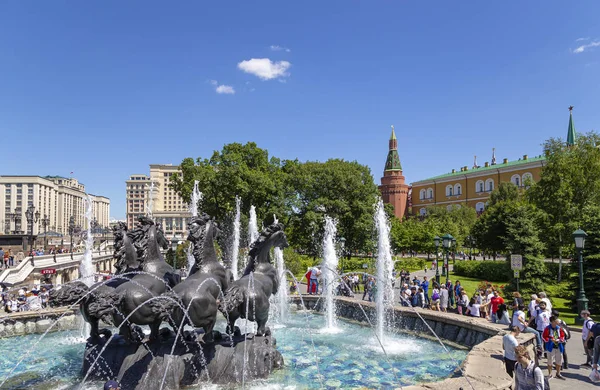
[273,247,288,324]
[248,205,259,246]
[2,202,472,390]
[146,181,155,218]
[231,196,241,280]
[80,195,95,288]
[187,180,202,275]
[322,216,339,331]
[374,198,395,342]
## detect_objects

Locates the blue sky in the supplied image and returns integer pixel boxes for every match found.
[1,1,599,219]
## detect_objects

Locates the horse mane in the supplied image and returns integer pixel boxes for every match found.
[188,213,212,263]
[243,222,284,275]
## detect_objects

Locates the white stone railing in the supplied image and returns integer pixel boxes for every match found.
[0,252,113,285]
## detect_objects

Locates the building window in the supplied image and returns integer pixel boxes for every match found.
[476,202,485,214]
[419,189,426,200]
[447,205,453,211]
[476,180,484,193]
[522,172,533,187]
[511,174,521,187]
[419,208,426,216]
[445,185,453,197]
[426,188,433,199]
[454,184,462,195]
[485,179,494,192]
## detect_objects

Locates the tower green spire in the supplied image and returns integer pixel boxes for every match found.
[567,106,577,146]
[385,125,402,171]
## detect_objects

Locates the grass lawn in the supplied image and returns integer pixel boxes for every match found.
[447,275,507,295]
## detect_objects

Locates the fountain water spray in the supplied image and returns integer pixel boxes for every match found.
[322,216,339,330]
[273,247,288,324]
[146,181,155,218]
[231,196,241,280]
[80,195,95,288]
[187,180,202,275]
[374,198,394,342]
[244,205,259,271]
[248,205,259,244]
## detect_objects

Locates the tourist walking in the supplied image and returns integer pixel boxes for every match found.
[581,310,594,367]
[514,345,546,390]
[551,310,570,370]
[542,315,567,379]
[502,326,521,378]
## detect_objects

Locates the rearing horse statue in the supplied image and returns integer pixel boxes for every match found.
[219,222,288,337]
[89,224,181,342]
[160,214,229,343]
[49,225,141,341]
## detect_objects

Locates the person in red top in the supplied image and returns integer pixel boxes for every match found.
[542,316,567,379]
[489,290,505,324]
[304,268,312,294]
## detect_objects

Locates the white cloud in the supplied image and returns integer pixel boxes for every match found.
[209,79,218,86]
[573,41,600,53]
[237,58,291,80]
[215,85,235,94]
[576,37,590,42]
[270,45,291,52]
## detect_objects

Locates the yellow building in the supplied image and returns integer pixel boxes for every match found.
[411,154,544,215]
[410,107,579,216]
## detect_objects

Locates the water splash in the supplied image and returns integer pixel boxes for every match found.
[322,216,339,331]
[231,196,241,280]
[187,180,203,275]
[248,205,259,244]
[375,198,394,342]
[146,181,155,218]
[274,247,288,324]
[80,195,95,288]
[189,180,202,218]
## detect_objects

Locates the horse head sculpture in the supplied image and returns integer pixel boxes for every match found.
[220,221,289,337]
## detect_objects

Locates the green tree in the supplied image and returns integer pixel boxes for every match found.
[528,132,600,280]
[283,159,379,258]
[170,142,288,224]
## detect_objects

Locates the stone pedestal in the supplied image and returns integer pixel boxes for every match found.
[82,328,283,389]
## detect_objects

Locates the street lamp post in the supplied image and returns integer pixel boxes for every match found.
[451,237,457,266]
[68,216,75,260]
[40,214,50,251]
[434,236,441,285]
[573,229,588,325]
[25,205,40,254]
[442,234,454,283]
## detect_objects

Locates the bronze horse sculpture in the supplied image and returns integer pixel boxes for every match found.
[157,214,230,343]
[219,222,288,337]
[89,224,181,342]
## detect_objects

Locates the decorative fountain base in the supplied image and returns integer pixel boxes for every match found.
[83,328,283,389]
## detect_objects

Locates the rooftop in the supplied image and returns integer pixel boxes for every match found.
[412,155,546,184]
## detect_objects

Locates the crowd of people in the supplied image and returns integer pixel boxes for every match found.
[1,246,81,270]
[1,283,50,313]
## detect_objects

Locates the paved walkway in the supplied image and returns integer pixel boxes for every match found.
[391,267,598,389]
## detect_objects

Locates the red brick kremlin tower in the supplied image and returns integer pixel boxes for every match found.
[379,126,410,220]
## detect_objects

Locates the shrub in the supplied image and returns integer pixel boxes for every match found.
[453,261,512,281]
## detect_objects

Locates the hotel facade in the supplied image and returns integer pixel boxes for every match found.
[0,175,110,237]
[126,164,190,239]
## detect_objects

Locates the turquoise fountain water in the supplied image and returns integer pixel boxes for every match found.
[0,312,467,389]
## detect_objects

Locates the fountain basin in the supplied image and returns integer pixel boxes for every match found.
[292,295,537,390]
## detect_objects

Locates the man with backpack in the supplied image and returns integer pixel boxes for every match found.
[581,310,594,368]
[514,345,547,389]
[542,316,567,380]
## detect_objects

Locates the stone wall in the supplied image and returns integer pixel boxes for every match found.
[291,295,537,390]
[0,308,82,338]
